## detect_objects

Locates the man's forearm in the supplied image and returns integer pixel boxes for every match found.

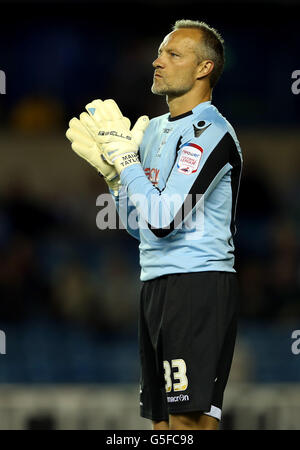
[110,187,140,241]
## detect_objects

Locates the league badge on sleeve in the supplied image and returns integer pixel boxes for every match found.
[177,143,203,175]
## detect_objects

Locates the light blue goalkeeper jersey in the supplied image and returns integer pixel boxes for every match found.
[112,101,243,281]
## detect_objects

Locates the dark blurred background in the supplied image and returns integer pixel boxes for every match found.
[0,0,300,429]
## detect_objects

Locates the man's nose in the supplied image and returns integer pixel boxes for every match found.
[152,56,164,69]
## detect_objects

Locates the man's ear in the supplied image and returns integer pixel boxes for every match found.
[196,60,214,80]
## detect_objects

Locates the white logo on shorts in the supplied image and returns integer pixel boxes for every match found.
[167,394,189,403]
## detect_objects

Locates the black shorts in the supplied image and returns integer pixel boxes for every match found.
[139,271,239,422]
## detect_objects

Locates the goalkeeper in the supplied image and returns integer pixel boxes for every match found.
[66,19,243,430]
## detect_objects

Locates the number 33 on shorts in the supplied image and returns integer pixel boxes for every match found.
[163,359,188,392]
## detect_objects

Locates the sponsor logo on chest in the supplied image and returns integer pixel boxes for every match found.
[144,167,160,185]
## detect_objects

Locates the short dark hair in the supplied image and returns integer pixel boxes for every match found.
[172,19,225,88]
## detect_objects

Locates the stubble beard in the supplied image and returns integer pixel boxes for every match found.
[151,78,168,96]
[151,78,192,98]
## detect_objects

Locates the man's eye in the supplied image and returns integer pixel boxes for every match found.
[171,52,179,57]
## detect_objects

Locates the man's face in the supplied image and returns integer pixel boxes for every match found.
[151,28,202,97]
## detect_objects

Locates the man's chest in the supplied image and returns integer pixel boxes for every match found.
[141,125,183,189]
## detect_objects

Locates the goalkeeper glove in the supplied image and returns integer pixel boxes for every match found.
[66,116,120,195]
[82,99,149,175]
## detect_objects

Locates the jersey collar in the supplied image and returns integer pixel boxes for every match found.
[168,101,212,122]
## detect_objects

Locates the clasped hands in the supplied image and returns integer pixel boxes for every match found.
[66,99,149,195]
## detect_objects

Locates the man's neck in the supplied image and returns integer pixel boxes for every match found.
[167,89,212,119]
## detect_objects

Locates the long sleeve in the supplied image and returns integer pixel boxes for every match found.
[110,186,140,241]
[120,123,242,239]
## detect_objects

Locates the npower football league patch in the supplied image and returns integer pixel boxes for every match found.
[177,143,203,175]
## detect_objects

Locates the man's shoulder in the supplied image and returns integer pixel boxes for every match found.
[181,104,239,145]
[142,112,169,138]
[148,112,169,127]
[193,104,234,133]
[140,112,169,152]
